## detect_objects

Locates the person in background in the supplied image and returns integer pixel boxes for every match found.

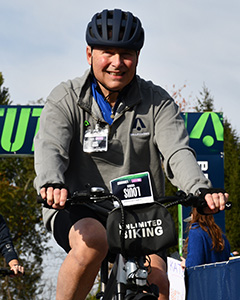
[181,208,231,268]
[0,214,24,276]
[230,250,239,257]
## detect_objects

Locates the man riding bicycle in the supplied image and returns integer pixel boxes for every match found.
[34,9,228,300]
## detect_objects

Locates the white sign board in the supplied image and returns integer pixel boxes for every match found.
[167,257,186,300]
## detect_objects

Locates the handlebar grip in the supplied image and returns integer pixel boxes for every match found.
[36,194,54,208]
[195,188,232,214]
[37,194,45,204]
[197,200,232,215]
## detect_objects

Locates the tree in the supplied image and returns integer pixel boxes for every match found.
[0,73,50,299]
[194,83,215,112]
[168,83,194,112]
[0,73,12,105]
[223,120,240,250]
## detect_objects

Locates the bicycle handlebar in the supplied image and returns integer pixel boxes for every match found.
[155,191,205,208]
[0,268,14,277]
[37,186,114,208]
[37,186,232,212]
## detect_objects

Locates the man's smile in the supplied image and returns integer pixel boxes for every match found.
[108,71,125,76]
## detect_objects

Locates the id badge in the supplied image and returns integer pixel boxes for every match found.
[83,124,108,153]
[110,172,154,207]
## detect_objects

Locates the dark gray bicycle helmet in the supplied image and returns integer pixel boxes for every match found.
[86,9,144,51]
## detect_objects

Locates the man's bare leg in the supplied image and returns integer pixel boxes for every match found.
[56,218,108,300]
[148,254,169,300]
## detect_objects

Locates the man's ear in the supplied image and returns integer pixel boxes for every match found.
[86,46,92,65]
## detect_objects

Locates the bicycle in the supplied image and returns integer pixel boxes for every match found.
[38,183,231,300]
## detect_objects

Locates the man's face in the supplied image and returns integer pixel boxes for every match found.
[86,46,139,96]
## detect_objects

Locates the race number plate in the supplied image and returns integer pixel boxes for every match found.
[110,172,154,206]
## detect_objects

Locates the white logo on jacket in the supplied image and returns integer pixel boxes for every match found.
[131,118,150,136]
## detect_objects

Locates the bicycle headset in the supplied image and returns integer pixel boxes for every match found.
[86,9,145,51]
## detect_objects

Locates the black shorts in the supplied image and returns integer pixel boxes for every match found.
[53,205,167,264]
[53,205,106,253]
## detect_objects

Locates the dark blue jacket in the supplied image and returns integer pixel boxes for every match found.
[0,214,18,264]
[186,222,231,268]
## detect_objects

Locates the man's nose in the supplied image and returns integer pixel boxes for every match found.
[111,54,123,67]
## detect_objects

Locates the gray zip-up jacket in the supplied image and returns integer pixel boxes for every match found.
[34,70,210,230]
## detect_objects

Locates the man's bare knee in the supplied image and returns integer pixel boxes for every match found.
[147,254,169,300]
[69,218,108,264]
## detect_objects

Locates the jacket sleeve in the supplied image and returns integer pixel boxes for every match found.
[0,215,18,264]
[33,83,75,192]
[154,98,211,194]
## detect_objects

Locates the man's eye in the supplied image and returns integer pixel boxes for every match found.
[103,50,113,55]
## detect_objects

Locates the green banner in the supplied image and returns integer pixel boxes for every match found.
[0,106,42,156]
[0,106,224,157]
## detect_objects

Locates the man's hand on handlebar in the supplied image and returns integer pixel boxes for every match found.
[197,188,229,214]
[40,186,68,209]
[204,192,229,214]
